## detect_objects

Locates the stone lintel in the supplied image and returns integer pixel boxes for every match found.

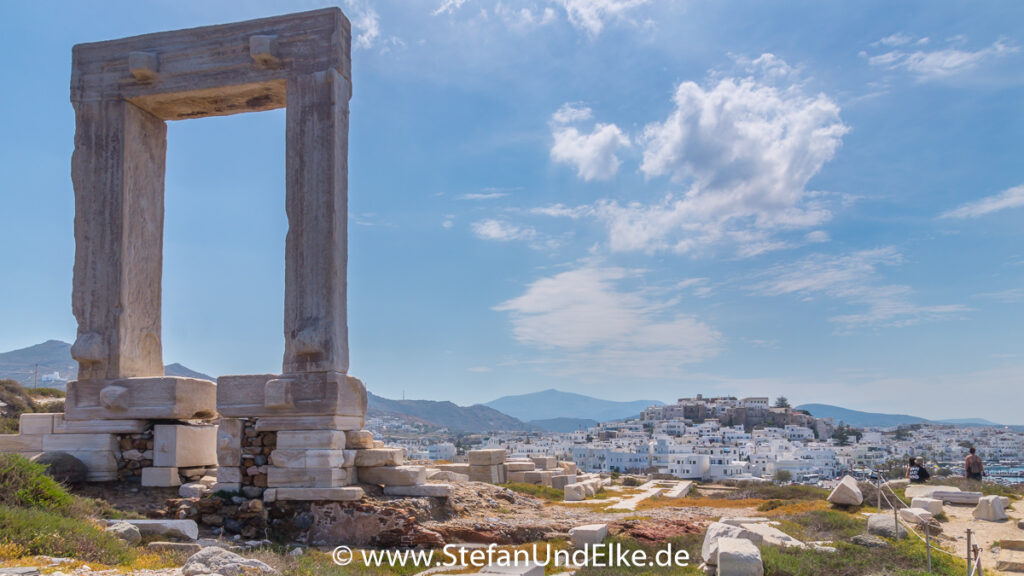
[71,8,351,119]
[65,376,216,421]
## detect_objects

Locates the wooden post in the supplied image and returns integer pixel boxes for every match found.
[925,523,932,572]
[966,529,972,576]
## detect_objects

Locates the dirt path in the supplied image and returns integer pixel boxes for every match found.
[935,502,1023,574]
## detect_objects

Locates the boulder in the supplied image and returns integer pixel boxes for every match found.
[911,497,943,516]
[905,485,958,499]
[182,547,277,576]
[31,452,88,485]
[739,522,805,548]
[702,522,765,564]
[866,514,905,539]
[569,524,608,547]
[105,521,141,545]
[973,495,1008,522]
[113,519,198,541]
[851,534,889,548]
[716,537,764,576]
[148,542,202,554]
[827,475,863,507]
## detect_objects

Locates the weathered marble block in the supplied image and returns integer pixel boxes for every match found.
[353,448,403,468]
[0,434,43,452]
[142,466,181,487]
[345,430,374,449]
[276,430,347,450]
[358,465,426,486]
[383,484,452,498]
[469,464,507,484]
[216,373,365,428]
[65,377,216,421]
[216,467,242,483]
[42,433,117,452]
[153,424,217,468]
[530,456,557,470]
[274,487,363,502]
[468,449,506,465]
[19,413,56,435]
[216,418,243,467]
[270,449,355,469]
[52,415,148,434]
[267,466,355,487]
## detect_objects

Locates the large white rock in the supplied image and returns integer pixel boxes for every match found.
[353,448,404,467]
[115,519,198,541]
[563,483,587,502]
[973,495,1009,522]
[154,425,217,468]
[740,523,805,549]
[933,490,981,505]
[105,521,142,545]
[716,537,764,576]
[827,475,863,506]
[911,497,943,516]
[867,514,906,539]
[182,546,277,575]
[702,522,765,564]
[179,482,210,499]
[569,524,608,547]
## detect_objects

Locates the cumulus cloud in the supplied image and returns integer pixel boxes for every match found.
[495,3,558,30]
[573,55,847,255]
[550,104,630,181]
[494,265,721,377]
[866,34,1018,80]
[433,0,472,16]
[472,219,538,242]
[460,192,510,200]
[751,247,968,328]
[554,0,650,36]
[940,184,1024,219]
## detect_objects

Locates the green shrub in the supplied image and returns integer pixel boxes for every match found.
[761,539,966,576]
[721,481,829,501]
[0,453,73,512]
[500,482,565,501]
[30,387,66,398]
[0,504,135,565]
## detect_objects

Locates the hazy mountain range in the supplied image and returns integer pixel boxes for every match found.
[1,340,1013,432]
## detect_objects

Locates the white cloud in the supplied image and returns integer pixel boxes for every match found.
[472,219,537,242]
[442,215,455,229]
[343,0,381,50]
[867,35,1018,80]
[752,247,968,328]
[495,3,558,30]
[433,0,471,16]
[940,184,1024,219]
[494,265,721,377]
[549,103,629,181]
[460,192,510,200]
[555,0,650,37]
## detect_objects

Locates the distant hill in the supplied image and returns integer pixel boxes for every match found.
[485,389,663,422]
[368,392,532,433]
[529,417,598,433]
[0,340,213,387]
[798,404,1005,428]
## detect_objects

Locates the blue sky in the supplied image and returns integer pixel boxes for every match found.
[1,1,1022,421]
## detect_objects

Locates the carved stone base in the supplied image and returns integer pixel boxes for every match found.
[65,377,217,421]
[216,372,366,425]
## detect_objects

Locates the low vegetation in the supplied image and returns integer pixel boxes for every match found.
[0,453,137,565]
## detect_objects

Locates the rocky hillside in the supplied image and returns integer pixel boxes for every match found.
[485,388,663,422]
[368,392,533,433]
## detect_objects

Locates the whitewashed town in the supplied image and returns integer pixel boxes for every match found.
[378,394,1024,487]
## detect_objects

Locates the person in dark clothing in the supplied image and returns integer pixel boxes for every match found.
[965,447,984,481]
[907,456,930,483]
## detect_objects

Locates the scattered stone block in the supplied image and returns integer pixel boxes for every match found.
[179,482,210,498]
[211,482,240,493]
[383,483,453,498]
[353,448,404,467]
[997,548,1024,573]
[508,471,527,483]
[359,465,425,486]
[345,430,374,449]
[559,461,578,475]
[552,474,576,490]
[142,466,181,487]
[115,519,198,541]
[827,475,863,506]
[62,450,118,481]
[530,456,556,470]
[740,523,805,548]
[899,507,934,525]
[274,487,364,501]
[42,433,117,452]
[436,463,470,475]
[569,524,608,546]
[427,470,469,483]
[217,467,242,483]
[701,522,765,564]
[469,464,507,484]
[154,424,217,468]
[468,449,506,465]
[505,460,536,472]
[716,537,764,576]
[276,430,347,450]
[564,483,587,502]
[911,497,943,516]
[933,490,982,505]
[974,495,1009,522]
[851,534,889,548]
[181,546,276,576]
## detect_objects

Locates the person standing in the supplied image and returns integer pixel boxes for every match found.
[965,447,984,481]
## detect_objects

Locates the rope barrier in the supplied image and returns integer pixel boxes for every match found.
[872,469,964,561]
